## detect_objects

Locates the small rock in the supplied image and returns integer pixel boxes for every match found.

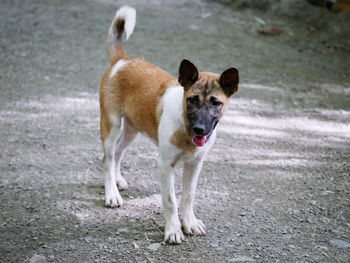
[306,218,313,224]
[321,190,334,196]
[282,235,291,241]
[84,236,92,243]
[228,256,255,262]
[318,245,328,251]
[29,254,47,263]
[321,217,330,223]
[147,242,161,251]
[254,17,266,25]
[329,239,350,248]
[293,210,300,215]
[118,228,129,234]
[210,242,219,248]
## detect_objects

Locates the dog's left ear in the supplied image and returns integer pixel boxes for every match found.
[219,68,239,97]
[178,59,199,90]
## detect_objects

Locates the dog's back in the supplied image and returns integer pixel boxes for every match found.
[100,57,177,142]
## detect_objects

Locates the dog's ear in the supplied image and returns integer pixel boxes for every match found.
[219,67,239,96]
[178,59,199,89]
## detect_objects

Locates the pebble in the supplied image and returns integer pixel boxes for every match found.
[210,242,219,248]
[321,190,334,196]
[329,239,350,248]
[228,256,255,262]
[117,228,129,234]
[29,254,47,263]
[147,242,161,251]
[306,218,313,224]
[282,235,291,241]
[318,245,328,251]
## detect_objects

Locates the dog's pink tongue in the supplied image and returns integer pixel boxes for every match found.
[194,135,207,147]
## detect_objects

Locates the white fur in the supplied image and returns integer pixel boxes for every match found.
[104,115,138,207]
[113,6,136,40]
[114,117,138,190]
[157,85,185,243]
[110,59,127,79]
[158,85,185,149]
[156,85,216,243]
[104,125,123,207]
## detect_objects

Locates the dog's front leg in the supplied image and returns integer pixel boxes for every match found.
[158,156,184,244]
[180,158,206,236]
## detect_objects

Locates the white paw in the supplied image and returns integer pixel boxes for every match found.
[116,177,128,191]
[181,216,206,236]
[164,224,184,244]
[105,186,123,207]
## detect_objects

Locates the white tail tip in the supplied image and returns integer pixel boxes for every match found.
[114,6,136,40]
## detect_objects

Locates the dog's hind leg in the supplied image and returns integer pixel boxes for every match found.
[114,117,138,191]
[101,113,123,207]
[180,159,206,236]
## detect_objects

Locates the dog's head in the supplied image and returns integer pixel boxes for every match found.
[178,59,239,147]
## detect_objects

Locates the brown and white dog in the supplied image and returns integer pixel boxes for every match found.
[99,6,239,244]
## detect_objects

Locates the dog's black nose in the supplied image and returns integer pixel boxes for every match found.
[192,125,206,135]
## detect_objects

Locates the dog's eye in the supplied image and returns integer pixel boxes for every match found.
[187,96,199,105]
[210,97,223,107]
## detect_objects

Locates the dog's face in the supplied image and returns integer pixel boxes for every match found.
[178,59,239,147]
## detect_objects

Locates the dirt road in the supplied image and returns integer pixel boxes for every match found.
[1,0,349,262]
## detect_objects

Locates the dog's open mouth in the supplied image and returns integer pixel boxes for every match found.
[193,135,207,147]
[192,133,212,147]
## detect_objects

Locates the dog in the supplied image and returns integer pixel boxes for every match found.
[99,6,239,244]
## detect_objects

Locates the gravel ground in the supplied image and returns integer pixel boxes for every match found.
[1,0,349,262]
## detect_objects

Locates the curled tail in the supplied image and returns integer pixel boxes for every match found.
[107,6,136,65]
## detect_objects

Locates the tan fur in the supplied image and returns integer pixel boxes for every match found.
[184,72,231,112]
[170,129,196,153]
[100,58,177,146]
[108,40,126,65]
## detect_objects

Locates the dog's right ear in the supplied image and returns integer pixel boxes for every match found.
[178,59,199,90]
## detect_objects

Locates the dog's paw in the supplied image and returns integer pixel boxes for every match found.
[181,216,206,236]
[164,225,184,244]
[105,187,123,208]
[116,177,128,191]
